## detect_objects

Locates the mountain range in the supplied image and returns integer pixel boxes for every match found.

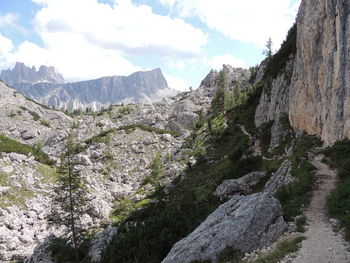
[0,0,350,262]
[1,63,177,111]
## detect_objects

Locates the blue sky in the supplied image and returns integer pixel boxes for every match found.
[0,0,300,90]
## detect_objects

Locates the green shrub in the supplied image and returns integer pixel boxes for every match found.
[0,134,55,165]
[29,110,40,121]
[142,153,163,187]
[40,119,51,127]
[258,121,273,154]
[253,236,305,263]
[7,111,16,118]
[264,23,297,81]
[295,215,307,232]
[275,157,315,221]
[324,139,350,240]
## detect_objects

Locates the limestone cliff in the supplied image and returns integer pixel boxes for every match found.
[255,0,350,146]
[289,0,350,145]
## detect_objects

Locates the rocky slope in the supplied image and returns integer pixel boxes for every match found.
[0,66,250,262]
[2,63,177,111]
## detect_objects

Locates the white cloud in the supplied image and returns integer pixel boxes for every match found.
[0,13,29,35]
[166,75,189,91]
[204,54,246,70]
[161,0,300,48]
[0,0,208,81]
[33,0,207,56]
[0,33,13,55]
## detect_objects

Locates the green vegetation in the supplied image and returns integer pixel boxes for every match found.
[216,247,243,263]
[36,164,59,183]
[142,153,164,187]
[48,237,91,263]
[258,121,273,154]
[7,111,16,118]
[19,105,53,126]
[40,119,51,127]
[49,133,90,261]
[28,110,40,121]
[264,23,297,80]
[295,215,307,232]
[111,197,151,223]
[274,136,321,221]
[118,105,134,116]
[0,134,55,165]
[252,236,305,263]
[0,171,34,208]
[101,85,264,263]
[323,139,350,240]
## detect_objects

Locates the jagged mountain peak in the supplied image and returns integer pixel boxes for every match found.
[0,62,65,84]
[9,67,176,111]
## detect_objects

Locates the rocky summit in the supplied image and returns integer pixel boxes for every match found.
[2,64,177,111]
[1,0,350,262]
[0,62,64,84]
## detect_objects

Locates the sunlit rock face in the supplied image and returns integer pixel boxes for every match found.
[289,0,350,145]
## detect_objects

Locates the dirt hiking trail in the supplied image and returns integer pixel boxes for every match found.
[291,155,350,263]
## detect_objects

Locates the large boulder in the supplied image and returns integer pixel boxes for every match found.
[214,171,265,200]
[162,193,287,263]
[264,160,295,194]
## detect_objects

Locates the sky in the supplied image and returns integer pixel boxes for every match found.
[0,0,300,91]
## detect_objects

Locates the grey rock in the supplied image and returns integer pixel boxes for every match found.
[8,67,177,111]
[162,193,287,263]
[264,160,295,194]
[21,130,38,140]
[24,237,54,263]
[289,0,350,146]
[214,171,266,199]
[89,226,117,262]
[1,62,64,84]
[255,57,294,128]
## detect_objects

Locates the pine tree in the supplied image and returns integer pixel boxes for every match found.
[263,37,273,58]
[211,69,229,116]
[50,132,89,261]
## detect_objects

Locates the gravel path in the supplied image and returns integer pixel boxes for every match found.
[291,155,350,263]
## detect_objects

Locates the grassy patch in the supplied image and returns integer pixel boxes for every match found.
[295,215,307,232]
[36,164,59,183]
[252,236,305,263]
[0,134,55,165]
[0,172,35,208]
[324,140,350,241]
[275,157,315,221]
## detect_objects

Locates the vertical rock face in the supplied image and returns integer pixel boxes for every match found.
[289,0,350,145]
[254,57,294,127]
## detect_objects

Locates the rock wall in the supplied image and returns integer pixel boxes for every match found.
[289,0,350,145]
[255,57,294,127]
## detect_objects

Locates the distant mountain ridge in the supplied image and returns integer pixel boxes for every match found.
[0,62,64,84]
[1,62,177,111]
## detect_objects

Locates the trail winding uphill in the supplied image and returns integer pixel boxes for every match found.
[291,155,350,263]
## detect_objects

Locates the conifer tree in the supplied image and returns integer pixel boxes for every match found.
[263,37,273,58]
[50,132,89,261]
